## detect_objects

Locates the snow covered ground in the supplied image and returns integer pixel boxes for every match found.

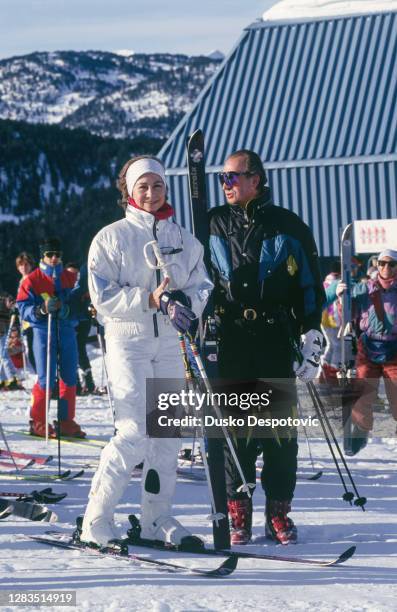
[1,344,397,612]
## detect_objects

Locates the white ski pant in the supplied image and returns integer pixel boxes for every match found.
[86,328,184,529]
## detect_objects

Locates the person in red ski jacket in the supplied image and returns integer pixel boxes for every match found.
[16,237,85,438]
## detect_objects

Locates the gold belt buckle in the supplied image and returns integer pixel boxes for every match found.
[243,308,257,321]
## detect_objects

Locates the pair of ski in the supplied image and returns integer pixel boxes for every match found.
[30,527,356,578]
[0,486,67,504]
[0,497,58,522]
[0,486,66,522]
[17,430,106,449]
[0,448,53,471]
[0,468,84,483]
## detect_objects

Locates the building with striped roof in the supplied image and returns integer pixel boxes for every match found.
[159,0,397,257]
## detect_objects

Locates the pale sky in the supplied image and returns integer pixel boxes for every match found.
[0,0,276,60]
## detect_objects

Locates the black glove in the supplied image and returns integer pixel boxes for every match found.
[159,290,196,334]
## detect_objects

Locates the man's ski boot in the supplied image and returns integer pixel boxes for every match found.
[227,498,252,545]
[29,419,56,439]
[54,420,86,438]
[127,514,204,552]
[265,500,297,545]
[77,516,127,553]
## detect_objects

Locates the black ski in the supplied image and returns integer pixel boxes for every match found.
[0,487,67,504]
[339,223,355,454]
[186,128,230,550]
[30,533,237,577]
[0,497,58,522]
[126,518,356,567]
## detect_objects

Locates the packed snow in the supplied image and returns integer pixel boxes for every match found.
[0,343,397,611]
[263,0,397,20]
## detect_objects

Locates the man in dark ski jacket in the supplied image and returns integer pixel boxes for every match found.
[208,150,325,545]
[17,237,85,438]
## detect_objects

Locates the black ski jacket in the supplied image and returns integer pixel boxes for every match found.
[208,191,325,334]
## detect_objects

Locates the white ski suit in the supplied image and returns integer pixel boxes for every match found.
[82,204,212,544]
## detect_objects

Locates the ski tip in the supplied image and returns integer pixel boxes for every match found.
[308,470,323,481]
[210,554,238,577]
[336,545,356,564]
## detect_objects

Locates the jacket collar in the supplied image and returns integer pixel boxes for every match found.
[368,277,397,294]
[125,202,174,229]
[230,188,273,220]
[39,261,63,278]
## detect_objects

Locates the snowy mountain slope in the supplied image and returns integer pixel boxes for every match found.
[0,51,221,139]
[0,346,397,611]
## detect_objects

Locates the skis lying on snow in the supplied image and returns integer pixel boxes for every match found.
[30,532,237,578]
[0,498,58,522]
[0,469,84,483]
[0,487,67,504]
[0,448,53,465]
[0,458,34,470]
[16,430,106,449]
[126,515,356,567]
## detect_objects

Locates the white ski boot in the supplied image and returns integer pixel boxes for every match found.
[81,496,121,547]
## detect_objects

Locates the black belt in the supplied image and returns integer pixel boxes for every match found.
[217,305,279,324]
[241,308,276,323]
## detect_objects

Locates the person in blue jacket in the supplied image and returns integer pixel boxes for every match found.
[17,237,85,438]
[209,150,325,545]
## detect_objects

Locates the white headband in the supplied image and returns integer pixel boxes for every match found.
[125,159,166,197]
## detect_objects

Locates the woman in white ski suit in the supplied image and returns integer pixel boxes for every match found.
[82,156,213,547]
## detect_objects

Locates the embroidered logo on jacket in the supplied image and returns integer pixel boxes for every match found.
[287,255,298,276]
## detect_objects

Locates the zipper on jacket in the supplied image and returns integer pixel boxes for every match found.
[152,219,160,338]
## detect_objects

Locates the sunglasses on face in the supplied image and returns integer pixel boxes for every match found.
[378,260,397,268]
[218,171,255,188]
[44,251,62,258]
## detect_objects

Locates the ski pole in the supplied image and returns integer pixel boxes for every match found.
[186,332,255,497]
[0,423,20,473]
[54,313,62,477]
[178,333,225,526]
[0,313,17,375]
[95,321,115,425]
[296,398,323,481]
[292,338,366,510]
[308,381,366,509]
[45,313,52,445]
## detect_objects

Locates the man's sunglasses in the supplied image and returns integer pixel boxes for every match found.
[44,251,62,258]
[218,171,255,188]
[378,260,397,268]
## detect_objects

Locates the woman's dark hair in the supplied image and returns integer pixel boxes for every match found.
[117,155,166,211]
[227,150,268,194]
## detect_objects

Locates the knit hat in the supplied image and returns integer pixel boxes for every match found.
[125,158,166,197]
[378,249,397,262]
[40,237,62,257]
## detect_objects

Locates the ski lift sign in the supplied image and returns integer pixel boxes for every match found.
[353,219,397,254]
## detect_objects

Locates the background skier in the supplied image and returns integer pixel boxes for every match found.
[16,237,85,438]
[336,248,397,455]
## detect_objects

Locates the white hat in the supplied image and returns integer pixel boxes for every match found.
[126,158,166,197]
[378,249,397,261]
